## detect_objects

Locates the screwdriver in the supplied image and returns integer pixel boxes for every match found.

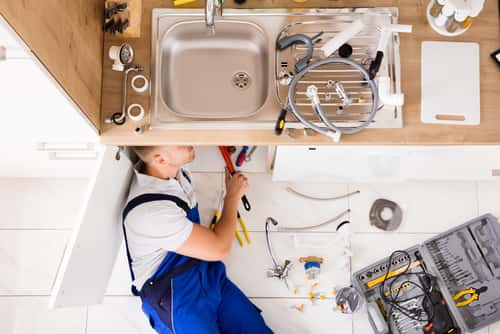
[235,146,249,167]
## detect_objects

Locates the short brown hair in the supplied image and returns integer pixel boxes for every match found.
[132,146,157,163]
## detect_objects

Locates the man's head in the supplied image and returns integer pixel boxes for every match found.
[132,146,195,170]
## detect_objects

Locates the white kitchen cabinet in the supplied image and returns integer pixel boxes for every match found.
[273,146,500,182]
[404,147,500,180]
[0,18,30,59]
[273,146,406,182]
[0,16,99,178]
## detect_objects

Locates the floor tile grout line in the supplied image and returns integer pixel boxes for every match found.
[0,228,73,231]
[347,183,352,222]
[348,182,354,334]
[0,294,58,297]
[85,306,89,334]
[242,230,439,234]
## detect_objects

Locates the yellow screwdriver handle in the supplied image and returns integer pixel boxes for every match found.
[366,261,421,289]
[173,0,197,6]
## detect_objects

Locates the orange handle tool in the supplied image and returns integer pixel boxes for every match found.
[218,146,251,211]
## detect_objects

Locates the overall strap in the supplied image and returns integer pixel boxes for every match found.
[181,169,192,184]
[123,193,190,219]
[122,193,191,296]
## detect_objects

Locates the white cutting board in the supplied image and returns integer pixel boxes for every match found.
[421,41,480,125]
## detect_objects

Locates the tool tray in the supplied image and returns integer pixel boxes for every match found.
[353,214,500,334]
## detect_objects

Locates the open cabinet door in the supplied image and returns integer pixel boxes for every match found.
[50,145,133,308]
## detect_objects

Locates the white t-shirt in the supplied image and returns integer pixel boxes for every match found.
[123,162,197,289]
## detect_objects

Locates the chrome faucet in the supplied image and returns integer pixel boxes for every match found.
[205,0,223,32]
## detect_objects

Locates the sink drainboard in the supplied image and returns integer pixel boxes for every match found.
[276,11,403,129]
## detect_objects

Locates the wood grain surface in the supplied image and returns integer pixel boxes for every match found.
[100,0,500,145]
[104,0,142,38]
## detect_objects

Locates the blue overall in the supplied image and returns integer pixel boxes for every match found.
[122,191,273,334]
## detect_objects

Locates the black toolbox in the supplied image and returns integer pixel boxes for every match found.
[353,214,500,334]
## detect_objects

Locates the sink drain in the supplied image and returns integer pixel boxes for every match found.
[232,72,251,90]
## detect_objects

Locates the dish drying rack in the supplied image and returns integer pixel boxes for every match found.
[275,8,404,129]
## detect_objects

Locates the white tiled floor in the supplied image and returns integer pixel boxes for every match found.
[0,297,86,334]
[1,175,500,333]
[0,178,89,229]
[0,230,70,295]
[349,182,478,233]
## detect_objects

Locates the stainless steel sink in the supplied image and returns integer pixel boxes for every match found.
[151,8,403,130]
[159,20,268,119]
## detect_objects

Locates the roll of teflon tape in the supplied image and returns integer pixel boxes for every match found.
[131,74,149,93]
[127,103,145,122]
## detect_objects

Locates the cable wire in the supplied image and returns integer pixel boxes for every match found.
[378,250,436,333]
[277,209,350,231]
[286,187,360,201]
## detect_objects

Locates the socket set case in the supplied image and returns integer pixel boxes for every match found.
[353,214,500,334]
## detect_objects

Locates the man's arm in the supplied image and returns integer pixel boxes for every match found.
[174,169,248,261]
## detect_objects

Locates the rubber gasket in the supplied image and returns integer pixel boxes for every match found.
[369,199,402,231]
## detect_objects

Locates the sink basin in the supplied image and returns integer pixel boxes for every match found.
[159,20,269,119]
[151,8,403,130]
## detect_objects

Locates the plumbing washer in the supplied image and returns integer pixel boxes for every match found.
[131,74,149,93]
[127,103,145,122]
[369,199,403,231]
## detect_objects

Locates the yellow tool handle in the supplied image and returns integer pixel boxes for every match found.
[454,288,478,307]
[453,288,475,300]
[209,210,220,231]
[455,296,477,307]
[366,260,421,289]
[238,213,251,244]
[173,0,197,6]
[235,230,244,247]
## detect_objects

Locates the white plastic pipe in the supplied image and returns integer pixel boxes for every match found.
[378,76,404,106]
[377,24,413,52]
[320,19,365,58]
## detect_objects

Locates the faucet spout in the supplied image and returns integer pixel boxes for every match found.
[205,0,223,32]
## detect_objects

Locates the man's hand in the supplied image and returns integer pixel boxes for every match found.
[225,168,249,201]
[174,170,249,261]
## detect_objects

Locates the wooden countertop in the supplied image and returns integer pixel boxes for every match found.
[100,0,500,146]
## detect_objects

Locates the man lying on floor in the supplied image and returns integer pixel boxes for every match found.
[122,145,273,334]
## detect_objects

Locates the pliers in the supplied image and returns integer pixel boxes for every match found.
[210,210,251,247]
[209,209,220,231]
[453,286,488,307]
[237,212,251,246]
[210,190,251,247]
